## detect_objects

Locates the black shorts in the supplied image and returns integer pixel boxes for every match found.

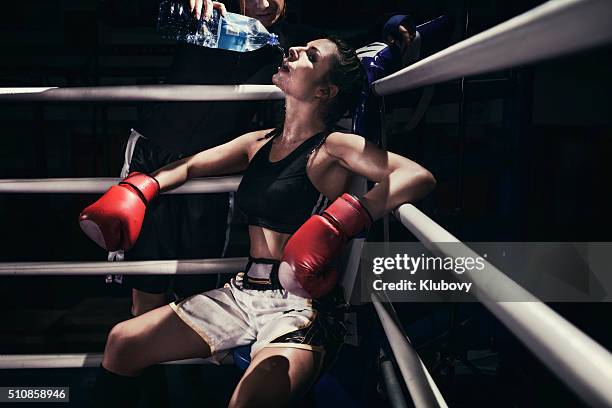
[119,131,230,297]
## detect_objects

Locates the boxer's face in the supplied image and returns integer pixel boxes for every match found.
[272,39,339,103]
[244,0,285,27]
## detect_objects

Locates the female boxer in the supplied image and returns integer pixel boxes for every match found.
[82,36,436,407]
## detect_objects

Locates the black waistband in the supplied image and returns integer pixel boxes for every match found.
[246,257,280,266]
[244,257,283,291]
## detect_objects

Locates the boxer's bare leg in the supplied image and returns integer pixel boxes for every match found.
[229,346,323,407]
[103,305,211,376]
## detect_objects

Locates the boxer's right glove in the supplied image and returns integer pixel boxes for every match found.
[79,172,159,251]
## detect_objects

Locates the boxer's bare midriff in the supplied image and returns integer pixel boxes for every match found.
[247,225,290,260]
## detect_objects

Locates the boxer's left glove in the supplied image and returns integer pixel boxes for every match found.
[279,194,373,298]
[79,172,160,252]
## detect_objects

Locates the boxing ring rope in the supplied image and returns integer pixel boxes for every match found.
[372,294,448,408]
[0,354,220,369]
[0,258,248,276]
[394,204,612,408]
[0,84,284,102]
[373,0,612,95]
[0,176,241,194]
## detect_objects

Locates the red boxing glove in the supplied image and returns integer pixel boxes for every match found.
[79,172,159,251]
[279,193,373,298]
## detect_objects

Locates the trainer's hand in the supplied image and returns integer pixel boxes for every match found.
[278,194,373,298]
[189,0,226,20]
[79,172,159,252]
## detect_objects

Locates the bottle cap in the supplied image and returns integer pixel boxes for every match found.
[268,33,280,46]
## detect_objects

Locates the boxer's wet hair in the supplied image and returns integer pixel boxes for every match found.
[323,35,365,128]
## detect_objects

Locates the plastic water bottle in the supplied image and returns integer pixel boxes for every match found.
[158,1,280,52]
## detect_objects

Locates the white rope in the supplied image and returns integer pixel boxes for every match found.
[0,258,249,276]
[372,294,448,408]
[374,0,612,95]
[0,353,227,369]
[0,84,284,102]
[394,204,612,408]
[0,176,241,194]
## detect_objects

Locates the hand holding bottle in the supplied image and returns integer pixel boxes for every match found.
[158,1,279,52]
[188,0,226,21]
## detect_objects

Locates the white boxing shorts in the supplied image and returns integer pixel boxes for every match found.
[170,258,345,364]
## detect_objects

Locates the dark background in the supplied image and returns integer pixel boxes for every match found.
[0,0,611,407]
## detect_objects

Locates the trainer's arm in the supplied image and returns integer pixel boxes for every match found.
[151,131,256,192]
[189,0,226,21]
[323,132,436,220]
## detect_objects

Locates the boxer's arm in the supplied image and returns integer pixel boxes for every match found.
[279,134,435,298]
[152,130,260,192]
[322,131,436,219]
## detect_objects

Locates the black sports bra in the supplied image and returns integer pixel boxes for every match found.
[236,131,329,234]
